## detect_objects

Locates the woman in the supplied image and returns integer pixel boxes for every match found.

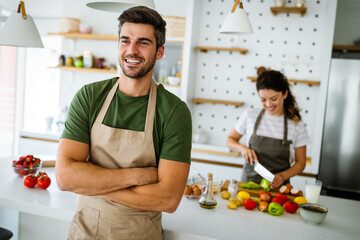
[226,70,309,189]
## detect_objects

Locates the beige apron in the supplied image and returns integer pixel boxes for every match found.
[68,79,162,240]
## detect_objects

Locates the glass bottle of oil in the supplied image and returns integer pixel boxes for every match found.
[199,173,217,209]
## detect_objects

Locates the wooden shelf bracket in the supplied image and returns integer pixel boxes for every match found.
[247,76,320,87]
[192,98,244,108]
[196,46,248,55]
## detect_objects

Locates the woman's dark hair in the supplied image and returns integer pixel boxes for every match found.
[256,70,302,122]
[118,6,166,50]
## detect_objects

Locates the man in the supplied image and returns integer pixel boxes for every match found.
[55,6,192,240]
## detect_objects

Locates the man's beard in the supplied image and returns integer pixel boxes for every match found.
[119,52,157,79]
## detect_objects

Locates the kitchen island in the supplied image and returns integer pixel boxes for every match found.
[0,158,359,240]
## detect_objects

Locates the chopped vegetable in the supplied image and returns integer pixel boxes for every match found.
[268,202,284,216]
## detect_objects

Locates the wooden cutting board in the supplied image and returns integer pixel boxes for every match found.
[221,180,303,201]
[34,154,56,167]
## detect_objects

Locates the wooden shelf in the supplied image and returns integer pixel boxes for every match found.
[247,76,320,87]
[48,66,117,74]
[161,83,181,88]
[196,46,248,55]
[48,32,118,41]
[192,98,244,108]
[270,7,307,17]
[192,148,240,157]
[333,45,360,52]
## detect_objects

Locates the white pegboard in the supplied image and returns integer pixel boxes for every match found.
[189,0,332,155]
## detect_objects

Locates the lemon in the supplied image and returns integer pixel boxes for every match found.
[221,191,231,199]
[252,197,261,204]
[229,198,240,206]
[294,196,307,205]
[237,196,245,206]
[227,202,238,210]
[237,191,251,200]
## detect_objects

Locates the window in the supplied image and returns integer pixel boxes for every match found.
[0,46,16,157]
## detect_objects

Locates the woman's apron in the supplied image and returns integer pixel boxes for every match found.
[67,80,162,240]
[241,109,292,184]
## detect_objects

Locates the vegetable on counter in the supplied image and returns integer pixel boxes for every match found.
[294,196,307,205]
[37,175,51,189]
[268,202,284,216]
[258,201,269,212]
[23,174,37,188]
[237,191,251,200]
[284,201,299,214]
[259,191,272,202]
[244,199,257,210]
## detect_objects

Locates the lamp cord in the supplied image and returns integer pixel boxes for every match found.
[17,1,27,19]
[231,0,245,13]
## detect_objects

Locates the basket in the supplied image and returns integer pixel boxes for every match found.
[59,17,80,33]
[163,16,186,39]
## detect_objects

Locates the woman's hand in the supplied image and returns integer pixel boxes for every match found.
[226,129,258,165]
[240,146,258,166]
[271,173,285,189]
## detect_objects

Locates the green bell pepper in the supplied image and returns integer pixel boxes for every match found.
[240,181,261,189]
[268,202,284,216]
[260,178,271,192]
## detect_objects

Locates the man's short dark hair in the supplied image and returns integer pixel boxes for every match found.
[118,6,166,50]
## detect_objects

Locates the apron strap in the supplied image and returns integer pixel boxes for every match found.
[144,81,157,135]
[282,113,292,146]
[253,109,265,135]
[253,109,292,146]
[95,79,119,123]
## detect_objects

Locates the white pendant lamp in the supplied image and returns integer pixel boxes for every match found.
[219,0,253,34]
[86,0,156,13]
[0,1,44,48]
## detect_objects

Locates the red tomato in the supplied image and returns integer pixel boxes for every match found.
[23,174,37,188]
[37,175,51,189]
[271,197,284,206]
[35,171,48,178]
[284,201,299,214]
[276,193,288,203]
[244,199,257,210]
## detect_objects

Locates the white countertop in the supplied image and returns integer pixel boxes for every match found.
[1,157,359,240]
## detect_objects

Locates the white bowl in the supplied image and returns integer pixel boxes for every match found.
[300,203,328,224]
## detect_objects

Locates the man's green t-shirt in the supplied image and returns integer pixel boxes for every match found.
[61,77,192,166]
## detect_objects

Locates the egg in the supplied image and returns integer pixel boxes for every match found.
[184,185,192,195]
[193,187,202,196]
[192,184,200,189]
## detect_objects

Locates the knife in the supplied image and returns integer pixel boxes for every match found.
[254,162,275,182]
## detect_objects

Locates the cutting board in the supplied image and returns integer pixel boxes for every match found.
[221,180,303,201]
[34,154,56,167]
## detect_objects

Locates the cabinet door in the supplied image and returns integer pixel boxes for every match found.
[19,138,58,156]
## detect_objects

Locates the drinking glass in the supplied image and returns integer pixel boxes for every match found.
[305,179,322,203]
